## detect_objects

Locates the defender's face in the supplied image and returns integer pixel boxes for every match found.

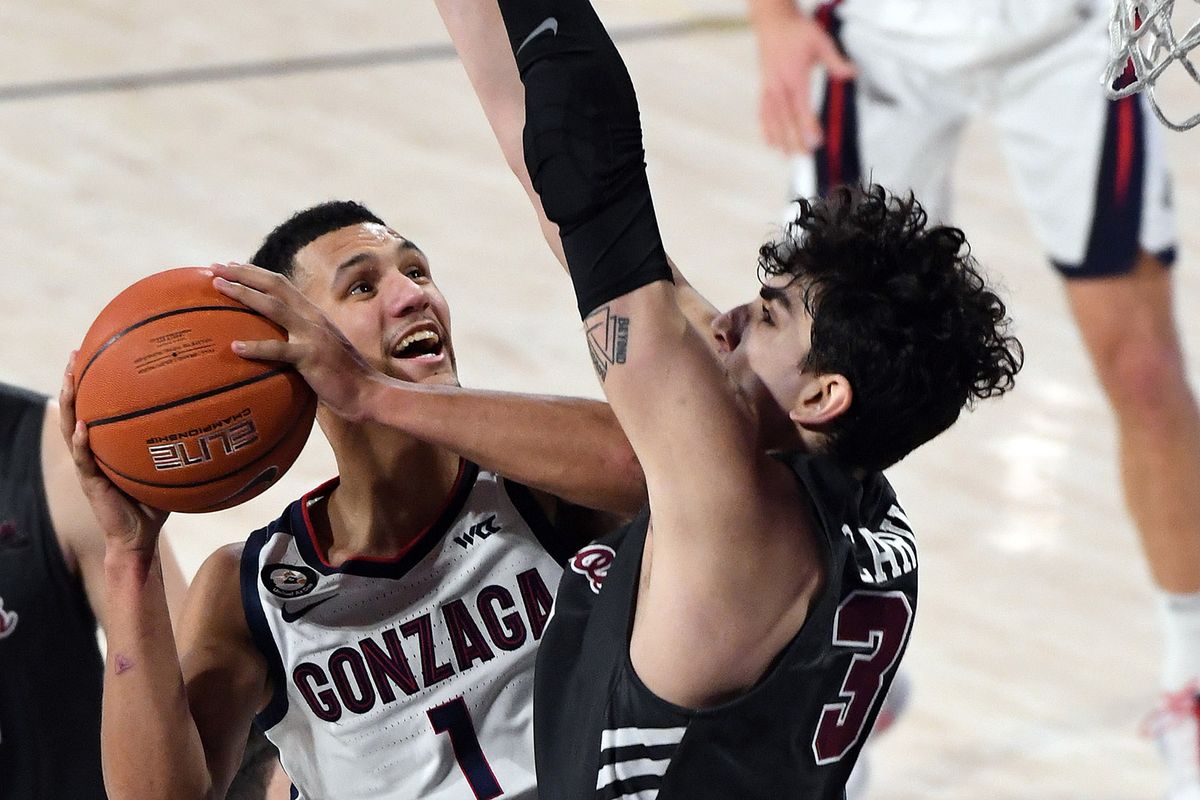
[711,277,818,440]
[292,223,458,386]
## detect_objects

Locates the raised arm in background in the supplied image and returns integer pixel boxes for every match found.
[442,0,833,707]
[432,0,722,333]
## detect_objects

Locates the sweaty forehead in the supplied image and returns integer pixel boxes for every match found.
[308,222,409,258]
[293,223,419,283]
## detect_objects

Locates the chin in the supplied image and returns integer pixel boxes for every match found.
[394,364,459,387]
[424,371,461,388]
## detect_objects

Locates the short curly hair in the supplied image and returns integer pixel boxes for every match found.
[250,200,386,278]
[761,184,1023,472]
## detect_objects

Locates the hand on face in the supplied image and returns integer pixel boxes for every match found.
[60,351,169,555]
[208,262,378,423]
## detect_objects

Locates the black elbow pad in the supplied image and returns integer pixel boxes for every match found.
[519,47,642,229]
[517,40,673,316]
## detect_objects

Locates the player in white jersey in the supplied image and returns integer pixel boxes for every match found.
[750,1,1200,796]
[245,468,563,799]
[61,201,646,800]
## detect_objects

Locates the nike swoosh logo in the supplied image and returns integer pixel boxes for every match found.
[281,595,335,623]
[517,16,558,55]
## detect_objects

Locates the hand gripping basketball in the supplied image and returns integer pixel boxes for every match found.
[209,262,379,424]
[61,350,170,552]
[73,267,316,513]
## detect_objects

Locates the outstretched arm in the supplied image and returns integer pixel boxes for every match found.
[457,0,825,706]
[432,0,721,332]
[210,263,646,515]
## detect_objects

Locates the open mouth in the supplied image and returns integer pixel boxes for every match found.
[392,329,444,360]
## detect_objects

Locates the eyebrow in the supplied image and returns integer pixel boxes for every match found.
[759,284,792,312]
[334,239,424,276]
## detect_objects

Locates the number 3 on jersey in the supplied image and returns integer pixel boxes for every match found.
[428,696,504,799]
[812,590,914,764]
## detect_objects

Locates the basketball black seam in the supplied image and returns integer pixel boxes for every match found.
[86,367,290,427]
[77,305,266,389]
[91,391,316,492]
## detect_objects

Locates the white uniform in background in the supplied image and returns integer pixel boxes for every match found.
[791,0,1175,276]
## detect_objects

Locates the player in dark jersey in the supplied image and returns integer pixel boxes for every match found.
[59,203,646,799]
[435,1,1024,796]
[0,383,184,797]
[1,381,287,800]
[0,382,109,799]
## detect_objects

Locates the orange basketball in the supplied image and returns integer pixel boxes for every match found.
[74,267,316,513]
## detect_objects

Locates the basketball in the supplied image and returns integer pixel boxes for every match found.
[73,267,316,513]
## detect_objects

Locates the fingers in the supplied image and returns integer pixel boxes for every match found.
[803,32,856,151]
[818,35,857,81]
[66,411,106,489]
[211,274,288,325]
[209,264,306,365]
[792,84,823,154]
[760,87,792,153]
[230,338,297,364]
[762,80,812,154]
[208,261,287,295]
[209,262,299,328]
[61,352,168,545]
[783,88,813,154]
[59,350,79,446]
[59,350,100,480]
[757,17,857,155]
[60,351,106,487]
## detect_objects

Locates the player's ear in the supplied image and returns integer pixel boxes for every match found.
[789,373,852,428]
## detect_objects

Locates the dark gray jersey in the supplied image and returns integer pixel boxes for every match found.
[533,452,917,799]
[0,383,105,800]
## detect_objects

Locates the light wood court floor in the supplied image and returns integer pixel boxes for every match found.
[2,2,1198,797]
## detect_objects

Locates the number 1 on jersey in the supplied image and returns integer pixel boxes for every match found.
[428,696,504,800]
[812,590,914,765]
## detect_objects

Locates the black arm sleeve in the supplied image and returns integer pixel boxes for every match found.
[494,0,674,317]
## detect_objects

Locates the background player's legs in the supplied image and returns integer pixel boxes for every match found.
[994,11,1200,796]
[1066,254,1200,798]
[1065,256,1200,595]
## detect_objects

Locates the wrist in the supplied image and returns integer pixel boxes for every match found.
[104,545,158,581]
[357,371,394,426]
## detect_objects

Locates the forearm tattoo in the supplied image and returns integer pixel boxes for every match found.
[584,306,630,383]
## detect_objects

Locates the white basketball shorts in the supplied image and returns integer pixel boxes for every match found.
[788,0,1177,276]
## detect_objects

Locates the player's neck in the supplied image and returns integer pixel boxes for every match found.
[320,428,463,563]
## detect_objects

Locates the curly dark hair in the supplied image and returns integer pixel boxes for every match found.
[250,200,386,277]
[760,184,1023,472]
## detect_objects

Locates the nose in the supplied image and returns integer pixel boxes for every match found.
[382,271,430,318]
[711,306,745,353]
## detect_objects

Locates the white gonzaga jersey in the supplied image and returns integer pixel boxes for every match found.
[241,462,570,800]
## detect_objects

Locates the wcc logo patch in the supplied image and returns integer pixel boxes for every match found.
[0,598,18,640]
[262,564,320,599]
[453,515,502,550]
[571,544,616,595]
